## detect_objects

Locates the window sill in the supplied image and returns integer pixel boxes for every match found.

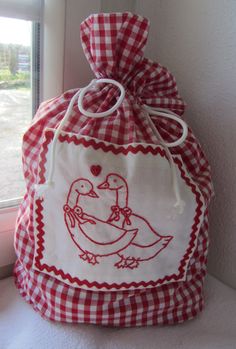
[0,205,18,274]
[0,264,14,280]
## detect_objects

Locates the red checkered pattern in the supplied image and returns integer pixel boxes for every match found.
[14,13,213,326]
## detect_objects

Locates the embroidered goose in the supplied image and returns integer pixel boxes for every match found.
[64,178,138,265]
[65,178,98,226]
[98,173,173,269]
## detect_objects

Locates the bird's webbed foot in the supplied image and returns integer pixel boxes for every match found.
[79,251,99,265]
[114,255,140,269]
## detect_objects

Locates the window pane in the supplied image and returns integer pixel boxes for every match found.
[0,17,32,202]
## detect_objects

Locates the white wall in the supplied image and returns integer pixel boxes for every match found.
[63,0,100,90]
[136,0,236,288]
[63,0,135,90]
[101,0,135,12]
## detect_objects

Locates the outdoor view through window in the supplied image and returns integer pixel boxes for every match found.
[0,17,32,203]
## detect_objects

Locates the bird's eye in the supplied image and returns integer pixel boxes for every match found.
[113,179,117,183]
[81,184,84,188]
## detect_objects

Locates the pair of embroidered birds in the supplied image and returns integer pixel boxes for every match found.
[64,174,173,269]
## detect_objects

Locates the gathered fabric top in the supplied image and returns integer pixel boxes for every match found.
[80,12,185,115]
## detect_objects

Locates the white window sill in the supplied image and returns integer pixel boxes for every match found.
[0,205,18,271]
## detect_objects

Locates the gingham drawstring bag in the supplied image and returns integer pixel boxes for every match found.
[14,12,214,326]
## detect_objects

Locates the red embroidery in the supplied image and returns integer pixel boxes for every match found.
[34,156,204,289]
[64,177,138,266]
[34,133,205,290]
[90,164,102,176]
[115,256,141,269]
[108,205,132,225]
[63,204,96,226]
[97,173,173,267]
[63,171,173,269]
[34,195,188,289]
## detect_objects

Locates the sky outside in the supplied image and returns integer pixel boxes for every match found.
[0,17,31,46]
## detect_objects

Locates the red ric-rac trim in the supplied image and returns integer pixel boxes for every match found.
[35,129,204,290]
[38,129,168,184]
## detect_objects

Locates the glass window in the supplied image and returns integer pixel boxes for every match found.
[0,16,40,206]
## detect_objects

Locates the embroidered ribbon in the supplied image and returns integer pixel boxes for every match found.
[109,205,132,225]
[63,204,76,228]
[63,204,95,226]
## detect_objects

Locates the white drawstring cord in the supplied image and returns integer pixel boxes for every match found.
[78,78,125,118]
[142,105,188,148]
[36,78,188,215]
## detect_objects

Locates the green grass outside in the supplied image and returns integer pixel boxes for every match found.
[0,69,30,89]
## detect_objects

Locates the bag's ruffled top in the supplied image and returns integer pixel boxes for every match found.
[80,13,185,115]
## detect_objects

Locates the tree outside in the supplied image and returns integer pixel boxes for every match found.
[0,43,30,89]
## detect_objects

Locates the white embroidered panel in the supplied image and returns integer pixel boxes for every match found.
[33,129,205,291]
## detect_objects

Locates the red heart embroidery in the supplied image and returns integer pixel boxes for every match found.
[90,165,102,176]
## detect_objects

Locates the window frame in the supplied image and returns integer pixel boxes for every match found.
[0,0,66,278]
[32,21,41,115]
[0,18,40,275]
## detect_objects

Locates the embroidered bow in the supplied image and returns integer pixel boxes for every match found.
[108,205,132,225]
[64,204,76,227]
[63,204,95,226]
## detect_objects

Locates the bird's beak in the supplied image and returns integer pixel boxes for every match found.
[97,180,109,190]
[88,189,99,198]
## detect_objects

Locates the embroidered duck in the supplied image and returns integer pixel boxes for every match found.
[64,178,98,226]
[64,178,138,265]
[98,173,173,269]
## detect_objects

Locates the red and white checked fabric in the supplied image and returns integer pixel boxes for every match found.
[14,13,213,326]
